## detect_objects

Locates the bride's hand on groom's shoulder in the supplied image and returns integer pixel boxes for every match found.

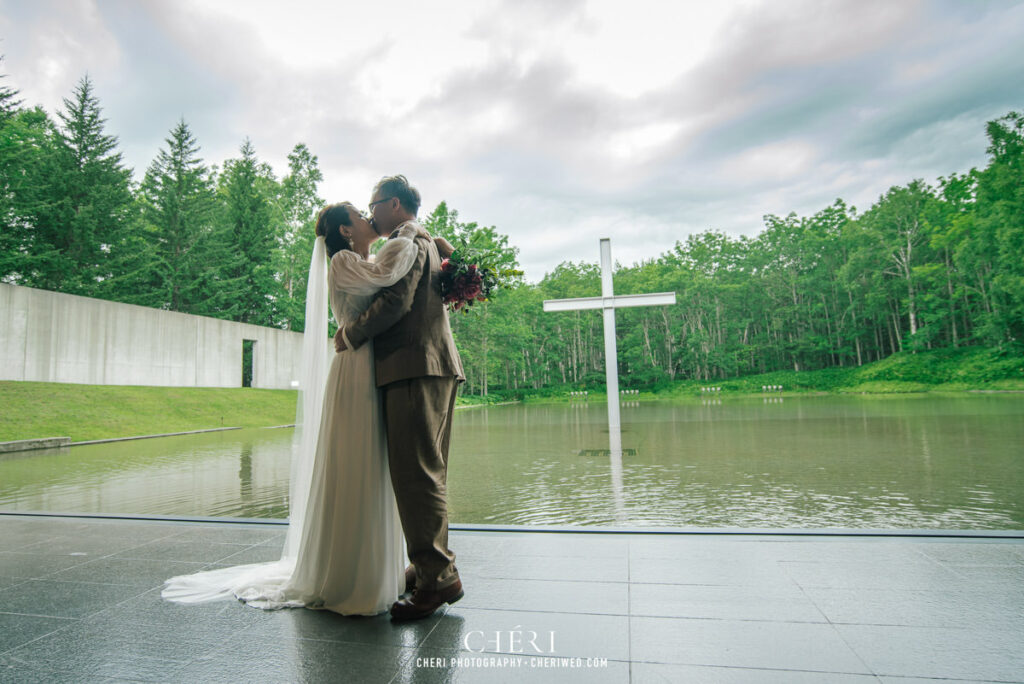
[434,237,455,259]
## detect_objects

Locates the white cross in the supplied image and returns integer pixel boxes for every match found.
[543,239,676,432]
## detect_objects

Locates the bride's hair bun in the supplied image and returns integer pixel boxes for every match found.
[315,203,354,258]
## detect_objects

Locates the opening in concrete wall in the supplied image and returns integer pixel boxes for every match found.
[242,340,255,388]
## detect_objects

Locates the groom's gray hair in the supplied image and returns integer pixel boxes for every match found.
[374,175,421,216]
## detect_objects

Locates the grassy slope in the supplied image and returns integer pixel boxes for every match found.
[0,382,298,442]
[0,381,505,441]
[2,347,1020,440]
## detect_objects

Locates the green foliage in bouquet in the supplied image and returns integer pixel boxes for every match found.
[440,239,523,313]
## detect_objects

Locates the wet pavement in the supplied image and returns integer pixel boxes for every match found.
[1,514,1022,683]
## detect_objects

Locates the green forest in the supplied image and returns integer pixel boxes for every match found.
[2,69,1022,397]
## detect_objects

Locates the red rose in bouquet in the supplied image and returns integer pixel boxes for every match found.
[438,243,521,313]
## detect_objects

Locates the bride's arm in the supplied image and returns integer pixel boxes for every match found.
[329,237,418,296]
[434,237,454,259]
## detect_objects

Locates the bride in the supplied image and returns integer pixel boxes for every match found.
[163,201,432,615]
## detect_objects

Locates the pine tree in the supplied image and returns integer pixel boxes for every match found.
[0,57,22,121]
[28,75,134,296]
[208,138,279,325]
[122,118,219,311]
[0,57,27,281]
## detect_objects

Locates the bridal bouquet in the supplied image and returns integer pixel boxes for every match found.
[439,241,521,313]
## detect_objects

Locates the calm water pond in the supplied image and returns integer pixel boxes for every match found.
[1,395,1022,529]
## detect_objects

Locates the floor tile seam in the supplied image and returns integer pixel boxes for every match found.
[626,537,632,674]
[130,538,266,550]
[393,611,457,676]
[828,619,1024,630]
[937,562,1024,568]
[456,605,631,618]
[813,591,880,678]
[627,613,845,626]
[164,528,283,539]
[162,628,274,667]
[832,621,1021,637]
[82,615,262,636]
[56,585,161,623]
[0,618,77,655]
[386,645,422,684]
[625,656,877,676]
[775,558,972,570]
[0,619,84,659]
[17,537,186,553]
[169,538,283,550]
[468,574,631,584]
[458,553,630,563]
[629,660,884,678]
[0,609,80,621]
[790,564,840,628]
[417,602,458,646]
[626,579,800,588]
[627,612,832,624]
[154,631,297,671]
[0,549,109,560]
[111,552,259,565]
[471,576,631,587]
[405,645,634,666]
[5,576,150,590]
[201,626,413,655]
[237,620,448,650]
[412,643,627,663]
[0,647,195,675]
[3,560,117,579]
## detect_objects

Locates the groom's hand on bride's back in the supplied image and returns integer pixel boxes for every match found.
[334,328,347,352]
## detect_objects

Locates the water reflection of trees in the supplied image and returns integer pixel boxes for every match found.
[239,443,253,501]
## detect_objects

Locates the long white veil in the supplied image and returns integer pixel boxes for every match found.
[283,235,329,560]
[162,237,329,604]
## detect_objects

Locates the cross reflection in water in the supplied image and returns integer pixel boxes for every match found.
[576,423,633,525]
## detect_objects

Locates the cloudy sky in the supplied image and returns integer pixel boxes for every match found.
[2,0,1023,281]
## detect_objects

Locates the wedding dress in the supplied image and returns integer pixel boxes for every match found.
[162,228,418,616]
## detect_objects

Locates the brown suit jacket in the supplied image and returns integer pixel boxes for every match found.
[344,220,465,387]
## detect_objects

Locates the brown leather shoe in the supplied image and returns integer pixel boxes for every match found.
[390,579,464,622]
[404,565,416,594]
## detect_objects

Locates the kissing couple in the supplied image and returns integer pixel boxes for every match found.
[164,174,466,621]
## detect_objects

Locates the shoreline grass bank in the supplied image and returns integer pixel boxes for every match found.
[459,346,1024,405]
[3,347,1021,440]
[0,383,299,442]
[0,383,525,442]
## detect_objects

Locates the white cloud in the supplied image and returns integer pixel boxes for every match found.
[2,0,1023,281]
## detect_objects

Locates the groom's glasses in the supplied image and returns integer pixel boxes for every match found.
[367,197,395,212]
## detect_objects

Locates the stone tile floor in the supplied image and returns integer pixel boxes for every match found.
[0,514,1022,683]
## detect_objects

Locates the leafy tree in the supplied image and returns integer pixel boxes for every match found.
[861,180,935,350]
[975,112,1024,345]
[275,143,324,332]
[0,70,1021,388]
[422,201,524,394]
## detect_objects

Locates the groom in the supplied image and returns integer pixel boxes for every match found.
[334,175,465,621]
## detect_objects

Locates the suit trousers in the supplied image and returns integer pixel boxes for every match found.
[382,375,460,591]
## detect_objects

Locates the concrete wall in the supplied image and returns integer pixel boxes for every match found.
[0,283,304,389]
